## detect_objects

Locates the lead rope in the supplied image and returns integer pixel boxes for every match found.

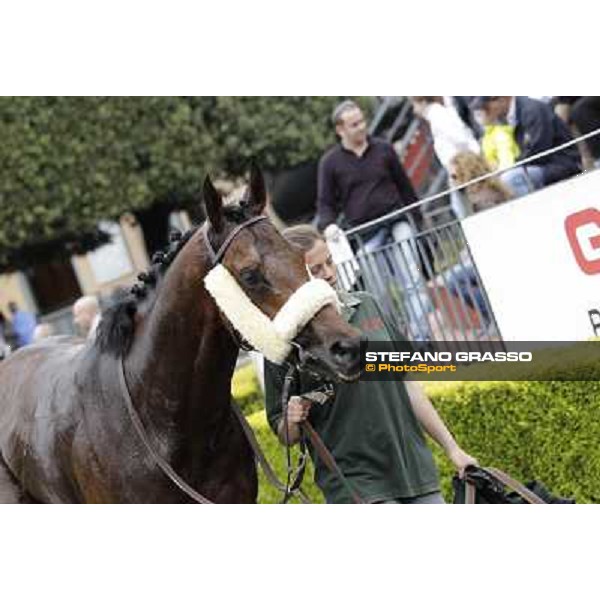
[281,363,310,503]
[279,361,365,505]
[230,401,311,503]
[301,421,366,505]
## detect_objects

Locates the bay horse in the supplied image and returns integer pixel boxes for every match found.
[0,167,362,503]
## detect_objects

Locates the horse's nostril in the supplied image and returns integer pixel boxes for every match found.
[329,338,361,368]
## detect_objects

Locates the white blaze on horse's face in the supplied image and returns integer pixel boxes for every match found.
[204,264,339,364]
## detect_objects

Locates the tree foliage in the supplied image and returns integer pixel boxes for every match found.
[204,96,363,175]
[0,96,369,272]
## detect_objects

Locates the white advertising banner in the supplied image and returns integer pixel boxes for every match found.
[462,170,600,341]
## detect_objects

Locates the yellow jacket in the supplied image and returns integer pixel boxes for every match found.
[482,124,521,170]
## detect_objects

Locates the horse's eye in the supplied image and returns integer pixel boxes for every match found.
[239,269,264,288]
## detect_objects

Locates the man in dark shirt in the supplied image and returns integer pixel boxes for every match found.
[316,100,431,341]
[317,101,419,231]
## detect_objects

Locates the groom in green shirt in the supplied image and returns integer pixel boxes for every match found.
[264,225,477,504]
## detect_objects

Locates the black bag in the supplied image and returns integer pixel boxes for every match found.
[453,466,575,504]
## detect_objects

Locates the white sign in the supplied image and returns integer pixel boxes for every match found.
[324,225,358,290]
[87,221,133,285]
[462,169,600,341]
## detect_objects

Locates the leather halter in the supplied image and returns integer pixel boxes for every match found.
[202,215,269,352]
[203,214,269,267]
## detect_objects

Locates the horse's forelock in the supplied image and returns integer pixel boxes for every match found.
[222,202,253,224]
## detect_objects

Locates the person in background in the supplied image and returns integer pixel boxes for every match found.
[0,311,10,359]
[0,310,7,344]
[8,301,36,348]
[551,97,582,125]
[547,97,598,171]
[471,102,524,198]
[480,123,521,174]
[316,99,421,234]
[570,97,600,170]
[450,96,482,139]
[449,151,512,213]
[441,152,513,329]
[33,323,54,342]
[410,96,480,219]
[263,224,478,504]
[72,296,101,339]
[471,97,581,197]
[316,99,431,342]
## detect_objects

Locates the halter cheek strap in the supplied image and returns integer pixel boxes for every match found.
[203,215,269,266]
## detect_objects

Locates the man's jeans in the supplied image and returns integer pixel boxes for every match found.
[500,165,545,198]
[358,220,431,342]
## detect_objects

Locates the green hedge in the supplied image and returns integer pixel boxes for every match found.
[234,360,600,504]
[429,379,600,503]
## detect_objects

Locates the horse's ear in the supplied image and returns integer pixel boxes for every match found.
[203,175,224,233]
[247,162,267,216]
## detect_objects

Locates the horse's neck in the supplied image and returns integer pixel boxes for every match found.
[124,261,239,441]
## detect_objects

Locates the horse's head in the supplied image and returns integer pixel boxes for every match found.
[202,165,362,382]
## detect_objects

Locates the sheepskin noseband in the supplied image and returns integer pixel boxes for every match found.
[204,264,339,364]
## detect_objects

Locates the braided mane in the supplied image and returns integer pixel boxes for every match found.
[95,227,197,357]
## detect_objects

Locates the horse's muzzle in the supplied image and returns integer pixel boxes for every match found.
[293,334,363,383]
[328,336,363,381]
